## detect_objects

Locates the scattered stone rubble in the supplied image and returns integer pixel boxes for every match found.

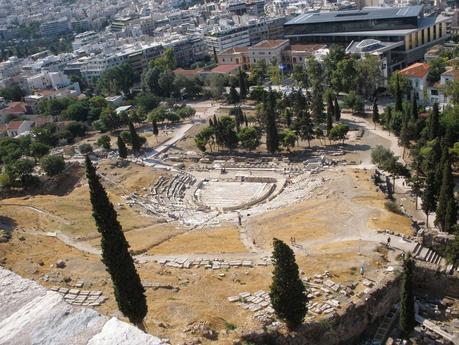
[154,256,271,269]
[302,272,354,316]
[227,290,275,323]
[50,286,107,307]
[228,272,363,324]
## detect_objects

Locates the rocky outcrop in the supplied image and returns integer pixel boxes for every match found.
[0,267,166,345]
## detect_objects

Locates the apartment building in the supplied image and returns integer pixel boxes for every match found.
[40,17,71,37]
[205,26,251,54]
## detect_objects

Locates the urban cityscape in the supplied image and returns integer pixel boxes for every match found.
[0,0,459,344]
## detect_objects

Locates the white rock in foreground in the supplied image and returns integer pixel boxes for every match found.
[0,267,164,345]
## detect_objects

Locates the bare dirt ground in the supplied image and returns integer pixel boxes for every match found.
[0,102,420,344]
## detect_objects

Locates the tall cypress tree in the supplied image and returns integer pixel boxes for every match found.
[85,156,147,328]
[399,253,416,337]
[311,85,324,125]
[428,103,440,140]
[422,169,437,228]
[238,67,247,100]
[129,121,142,151]
[444,198,458,233]
[326,91,334,135]
[334,95,341,121]
[265,91,279,154]
[270,238,307,330]
[436,152,457,232]
[385,106,393,135]
[117,136,128,158]
[411,92,418,121]
[152,118,159,142]
[372,98,379,129]
[395,73,403,112]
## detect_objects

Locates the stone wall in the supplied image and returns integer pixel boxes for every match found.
[413,262,459,298]
[239,274,402,345]
[238,266,459,345]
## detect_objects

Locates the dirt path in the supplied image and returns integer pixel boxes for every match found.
[0,203,72,225]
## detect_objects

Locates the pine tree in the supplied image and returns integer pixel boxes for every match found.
[436,152,457,232]
[395,73,403,112]
[372,98,379,129]
[129,121,142,151]
[428,103,440,140]
[85,156,147,328]
[326,91,334,135]
[334,95,341,121]
[399,253,416,337]
[117,136,128,158]
[270,238,307,330]
[152,118,159,142]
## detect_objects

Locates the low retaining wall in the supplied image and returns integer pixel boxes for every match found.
[222,183,277,212]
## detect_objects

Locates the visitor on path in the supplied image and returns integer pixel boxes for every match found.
[387,237,391,248]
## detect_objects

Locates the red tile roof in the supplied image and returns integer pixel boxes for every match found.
[209,64,242,74]
[7,120,23,130]
[252,40,289,49]
[399,62,430,79]
[174,67,203,78]
[288,44,327,53]
[3,102,27,114]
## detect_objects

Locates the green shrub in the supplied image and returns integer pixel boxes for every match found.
[384,200,403,215]
[40,155,65,176]
[79,143,92,154]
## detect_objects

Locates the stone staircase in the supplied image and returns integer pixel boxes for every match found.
[411,243,455,273]
[372,305,399,345]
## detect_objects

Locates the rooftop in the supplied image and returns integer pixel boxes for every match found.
[287,44,328,53]
[441,67,459,80]
[285,5,424,25]
[251,39,289,49]
[209,64,243,74]
[219,47,249,55]
[399,62,430,78]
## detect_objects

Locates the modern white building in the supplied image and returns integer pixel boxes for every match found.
[205,26,251,54]
[27,71,71,91]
